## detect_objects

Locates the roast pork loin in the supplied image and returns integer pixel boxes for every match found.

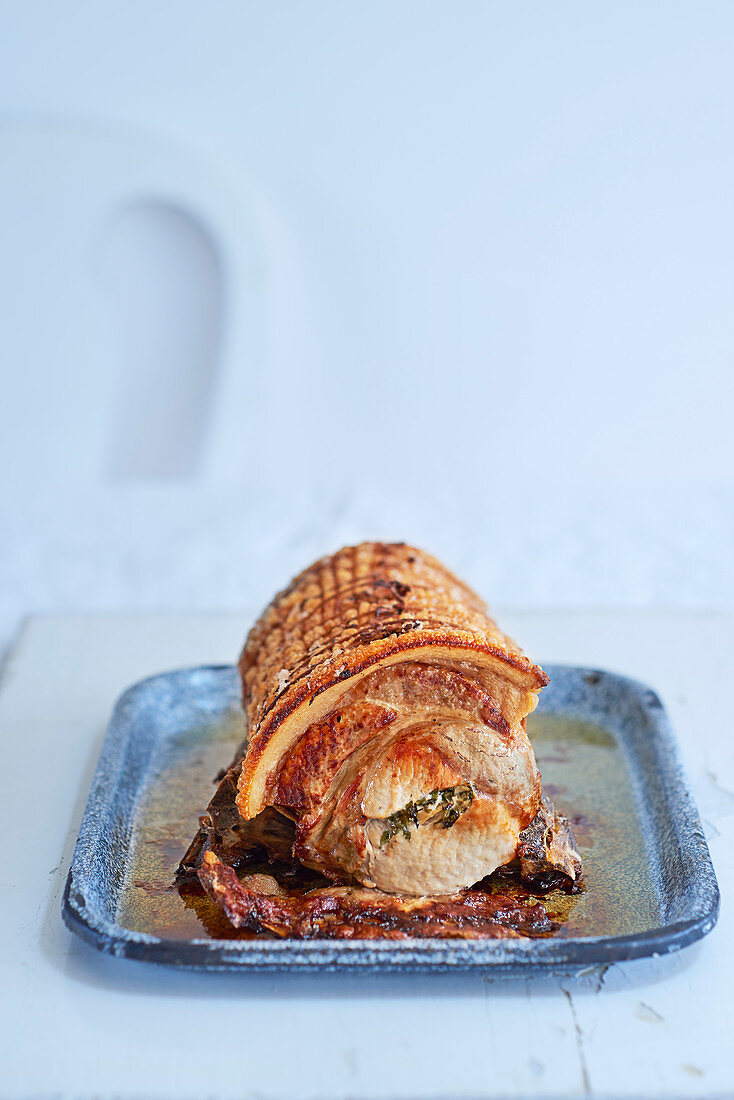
[229,542,549,896]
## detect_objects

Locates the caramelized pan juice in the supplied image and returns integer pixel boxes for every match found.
[117,710,660,941]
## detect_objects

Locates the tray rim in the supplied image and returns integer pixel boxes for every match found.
[62,663,720,972]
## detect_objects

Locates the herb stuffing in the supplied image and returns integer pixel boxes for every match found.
[379,784,474,847]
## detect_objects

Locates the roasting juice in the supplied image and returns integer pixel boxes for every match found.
[117,709,660,941]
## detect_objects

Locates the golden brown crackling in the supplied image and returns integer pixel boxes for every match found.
[236,543,548,819]
[274,700,397,815]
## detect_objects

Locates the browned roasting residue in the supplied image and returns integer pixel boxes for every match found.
[196,851,557,940]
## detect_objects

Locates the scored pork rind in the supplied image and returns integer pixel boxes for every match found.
[237,542,548,819]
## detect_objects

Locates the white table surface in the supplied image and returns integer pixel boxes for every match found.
[1,610,731,1099]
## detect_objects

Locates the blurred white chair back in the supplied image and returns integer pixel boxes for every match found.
[0,120,269,497]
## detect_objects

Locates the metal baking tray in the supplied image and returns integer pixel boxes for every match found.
[62,664,719,973]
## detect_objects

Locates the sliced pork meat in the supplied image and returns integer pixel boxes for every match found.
[179,543,585,936]
[277,661,541,894]
[231,542,550,897]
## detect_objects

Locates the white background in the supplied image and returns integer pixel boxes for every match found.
[1,2,733,653]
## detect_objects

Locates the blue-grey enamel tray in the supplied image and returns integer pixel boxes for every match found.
[62,664,719,973]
